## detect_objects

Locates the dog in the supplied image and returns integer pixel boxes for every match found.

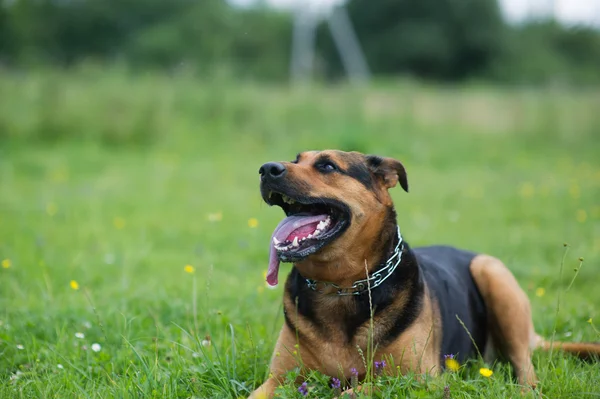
[250,150,599,398]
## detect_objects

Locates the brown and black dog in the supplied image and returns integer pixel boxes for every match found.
[250,150,599,398]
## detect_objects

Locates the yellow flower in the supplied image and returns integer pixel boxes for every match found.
[588,318,593,324]
[292,350,297,355]
[569,183,581,199]
[1,259,11,269]
[466,186,483,199]
[51,168,69,182]
[445,358,460,372]
[207,212,222,222]
[479,368,493,377]
[519,182,535,198]
[46,203,58,216]
[275,351,281,357]
[184,265,195,274]
[113,217,126,229]
[535,287,545,297]
[576,210,587,223]
[70,280,80,290]
[248,218,259,228]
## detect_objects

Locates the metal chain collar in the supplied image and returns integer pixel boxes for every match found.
[305,226,404,296]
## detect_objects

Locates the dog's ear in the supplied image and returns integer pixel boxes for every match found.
[365,155,409,192]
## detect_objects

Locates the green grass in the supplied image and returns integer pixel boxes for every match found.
[1,69,599,398]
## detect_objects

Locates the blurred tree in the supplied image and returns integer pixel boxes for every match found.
[317,0,507,81]
[0,0,599,84]
[1,0,291,79]
[4,0,193,64]
[0,0,14,64]
[128,2,291,79]
[489,21,600,85]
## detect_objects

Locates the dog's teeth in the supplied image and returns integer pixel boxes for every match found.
[281,195,296,204]
[307,234,312,239]
[273,237,280,245]
[277,244,290,251]
[268,191,273,199]
[292,237,299,247]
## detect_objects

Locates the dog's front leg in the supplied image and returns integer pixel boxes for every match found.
[249,324,309,399]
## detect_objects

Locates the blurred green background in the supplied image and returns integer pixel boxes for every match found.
[0,0,599,397]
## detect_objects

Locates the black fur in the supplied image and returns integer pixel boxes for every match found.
[343,162,375,191]
[415,246,488,363]
[365,155,409,192]
[283,212,488,364]
[284,207,424,344]
[285,269,326,337]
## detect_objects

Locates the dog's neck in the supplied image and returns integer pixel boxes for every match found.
[293,207,403,293]
[285,217,424,343]
[303,226,403,296]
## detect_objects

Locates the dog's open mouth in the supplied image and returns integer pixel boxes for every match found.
[264,190,350,286]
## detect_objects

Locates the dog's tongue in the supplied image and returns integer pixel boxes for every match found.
[266,214,329,286]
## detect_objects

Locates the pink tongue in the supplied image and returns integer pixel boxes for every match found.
[266,214,329,286]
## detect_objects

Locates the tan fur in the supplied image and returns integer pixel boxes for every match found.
[382,288,441,376]
[470,254,600,389]
[469,255,539,388]
[250,289,440,399]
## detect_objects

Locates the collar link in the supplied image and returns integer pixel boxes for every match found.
[305,226,404,296]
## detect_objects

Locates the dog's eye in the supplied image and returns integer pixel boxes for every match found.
[317,161,337,172]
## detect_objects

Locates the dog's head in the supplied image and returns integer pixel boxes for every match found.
[259,150,408,286]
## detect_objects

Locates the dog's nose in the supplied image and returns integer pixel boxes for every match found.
[259,162,287,180]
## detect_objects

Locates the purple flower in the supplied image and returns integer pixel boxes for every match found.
[443,385,451,399]
[374,360,387,371]
[330,377,341,390]
[298,382,308,396]
[444,354,454,360]
[350,367,359,389]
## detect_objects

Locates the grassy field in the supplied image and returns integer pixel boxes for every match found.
[0,70,599,398]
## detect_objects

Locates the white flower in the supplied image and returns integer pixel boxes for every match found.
[57,364,64,369]
[16,344,24,350]
[10,371,23,381]
[91,343,101,352]
[75,332,85,339]
[201,339,211,347]
[192,352,201,358]
[104,254,115,265]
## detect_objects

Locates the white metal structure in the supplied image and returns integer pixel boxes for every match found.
[288,0,371,84]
